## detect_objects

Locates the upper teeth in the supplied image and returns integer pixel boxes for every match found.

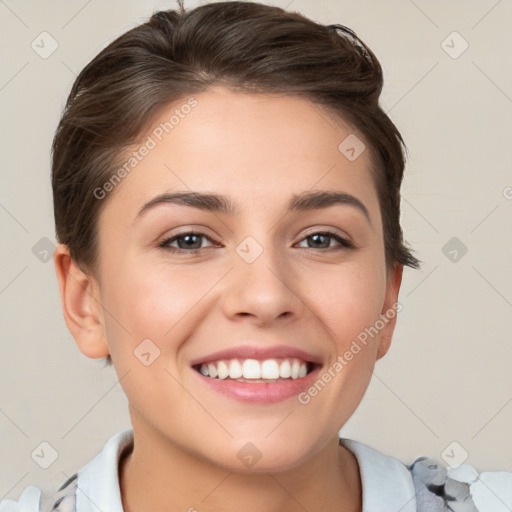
[198,358,309,380]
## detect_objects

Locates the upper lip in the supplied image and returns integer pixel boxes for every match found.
[190,345,323,367]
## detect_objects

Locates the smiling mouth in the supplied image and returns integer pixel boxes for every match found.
[192,357,318,382]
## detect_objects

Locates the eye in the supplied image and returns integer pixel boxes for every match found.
[158,231,219,254]
[296,230,354,250]
[158,229,354,255]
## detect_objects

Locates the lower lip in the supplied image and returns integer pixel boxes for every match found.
[192,366,322,403]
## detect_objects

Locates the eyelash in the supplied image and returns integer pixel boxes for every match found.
[158,230,355,255]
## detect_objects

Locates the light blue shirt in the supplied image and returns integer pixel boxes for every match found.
[1,430,511,511]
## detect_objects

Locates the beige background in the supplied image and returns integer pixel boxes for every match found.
[1,0,511,499]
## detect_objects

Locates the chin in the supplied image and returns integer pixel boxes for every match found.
[201,435,320,475]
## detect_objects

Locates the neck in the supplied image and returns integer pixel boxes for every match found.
[119,421,362,512]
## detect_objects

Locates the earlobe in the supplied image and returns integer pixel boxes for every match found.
[53,244,110,359]
[376,263,404,360]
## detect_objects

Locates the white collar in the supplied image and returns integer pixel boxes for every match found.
[75,429,133,512]
[75,430,416,512]
[340,438,416,512]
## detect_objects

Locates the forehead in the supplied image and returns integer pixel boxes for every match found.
[103,86,380,223]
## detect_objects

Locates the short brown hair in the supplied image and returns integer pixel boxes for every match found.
[52,0,421,274]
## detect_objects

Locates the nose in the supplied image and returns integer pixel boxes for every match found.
[220,240,304,327]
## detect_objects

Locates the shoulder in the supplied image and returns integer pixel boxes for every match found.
[0,486,42,512]
[409,455,512,512]
[0,474,77,512]
[340,438,512,512]
[340,437,512,512]
[0,429,133,512]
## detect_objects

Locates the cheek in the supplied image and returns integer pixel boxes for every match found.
[298,262,385,418]
[99,261,213,356]
[307,259,386,348]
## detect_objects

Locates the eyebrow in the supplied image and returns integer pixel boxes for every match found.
[136,190,371,225]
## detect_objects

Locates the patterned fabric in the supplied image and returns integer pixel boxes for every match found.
[42,474,78,512]
[408,457,479,511]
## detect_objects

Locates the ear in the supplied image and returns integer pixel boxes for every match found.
[53,244,110,359]
[376,263,403,360]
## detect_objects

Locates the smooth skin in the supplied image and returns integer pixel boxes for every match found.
[54,86,403,512]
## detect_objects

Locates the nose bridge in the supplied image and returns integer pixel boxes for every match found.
[221,230,302,324]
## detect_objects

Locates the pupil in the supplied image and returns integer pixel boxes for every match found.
[181,234,201,249]
[310,234,328,248]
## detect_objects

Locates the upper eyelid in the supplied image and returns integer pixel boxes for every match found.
[300,226,351,240]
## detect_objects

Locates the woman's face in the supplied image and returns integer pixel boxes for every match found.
[88,86,402,471]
